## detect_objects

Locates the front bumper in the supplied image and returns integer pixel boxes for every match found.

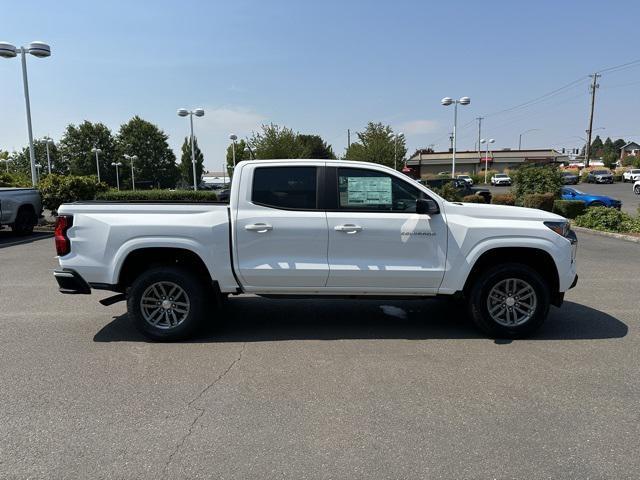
[53,269,91,294]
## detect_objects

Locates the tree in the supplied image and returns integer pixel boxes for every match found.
[179,136,204,188]
[297,134,336,159]
[115,116,179,189]
[590,135,604,157]
[226,139,250,177]
[250,124,303,159]
[344,122,406,169]
[58,121,116,183]
[10,138,64,178]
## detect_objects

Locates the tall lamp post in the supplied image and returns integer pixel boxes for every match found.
[123,154,138,190]
[177,107,205,190]
[1,157,12,173]
[0,41,52,186]
[111,162,122,190]
[441,96,471,178]
[394,132,404,170]
[43,136,54,174]
[229,134,238,175]
[91,147,102,182]
[480,138,495,184]
[518,129,540,150]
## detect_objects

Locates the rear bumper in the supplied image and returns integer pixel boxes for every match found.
[53,269,91,294]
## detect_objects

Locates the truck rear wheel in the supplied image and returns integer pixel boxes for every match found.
[127,266,205,341]
[11,206,36,236]
[467,263,550,338]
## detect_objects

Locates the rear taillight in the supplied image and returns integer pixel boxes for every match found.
[54,215,73,256]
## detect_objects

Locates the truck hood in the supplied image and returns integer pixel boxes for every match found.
[444,201,564,222]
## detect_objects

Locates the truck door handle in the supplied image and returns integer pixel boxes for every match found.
[334,224,362,234]
[245,223,273,233]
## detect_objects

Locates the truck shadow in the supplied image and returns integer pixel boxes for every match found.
[0,231,52,248]
[93,298,628,343]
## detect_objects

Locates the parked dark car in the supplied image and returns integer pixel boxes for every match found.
[561,187,621,209]
[586,169,613,184]
[561,171,579,185]
[217,189,230,202]
[421,178,492,203]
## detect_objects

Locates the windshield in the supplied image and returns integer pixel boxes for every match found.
[631,170,640,174]
[495,174,507,178]
[593,170,610,174]
[565,188,584,194]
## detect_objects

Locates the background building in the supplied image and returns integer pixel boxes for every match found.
[406,148,568,177]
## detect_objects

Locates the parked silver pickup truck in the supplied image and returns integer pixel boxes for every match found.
[0,187,42,235]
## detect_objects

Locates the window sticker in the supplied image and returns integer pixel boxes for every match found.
[346,176,392,205]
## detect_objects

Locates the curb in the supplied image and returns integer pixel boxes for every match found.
[572,225,640,244]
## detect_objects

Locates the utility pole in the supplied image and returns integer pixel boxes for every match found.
[584,73,600,168]
[347,129,351,149]
[476,117,483,171]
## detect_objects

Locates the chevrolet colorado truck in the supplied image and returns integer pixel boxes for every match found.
[0,187,42,235]
[53,160,578,340]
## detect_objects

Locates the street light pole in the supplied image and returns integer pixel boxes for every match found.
[111,162,122,190]
[518,129,540,150]
[480,138,495,184]
[229,134,238,177]
[44,137,53,174]
[123,154,138,190]
[441,96,471,178]
[177,108,205,191]
[0,41,52,186]
[91,147,102,182]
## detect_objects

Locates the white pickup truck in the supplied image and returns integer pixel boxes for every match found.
[0,187,42,235]
[53,160,578,340]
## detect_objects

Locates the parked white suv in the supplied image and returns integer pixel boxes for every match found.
[52,160,578,341]
[456,174,474,185]
[491,173,512,186]
[623,169,640,183]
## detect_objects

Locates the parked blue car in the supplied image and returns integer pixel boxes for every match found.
[561,187,622,209]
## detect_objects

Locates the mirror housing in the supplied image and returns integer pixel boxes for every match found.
[416,198,440,215]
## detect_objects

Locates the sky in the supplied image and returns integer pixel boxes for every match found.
[1,0,640,172]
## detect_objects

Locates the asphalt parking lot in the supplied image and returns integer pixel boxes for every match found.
[487,181,640,215]
[1,233,639,479]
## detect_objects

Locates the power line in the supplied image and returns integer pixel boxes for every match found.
[596,59,640,75]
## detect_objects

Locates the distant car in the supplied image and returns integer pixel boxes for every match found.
[634,180,640,195]
[217,189,230,202]
[0,187,43,235]
[437,171,451,177]
[561,187,622,209]
[622,169,640,183]
[421,178,492,203]
[456,174,474,185]
[490,173,512,186]
[586,169,613,184]
[560,171,579,185]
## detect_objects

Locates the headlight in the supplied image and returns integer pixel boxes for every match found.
[544,220,570,238]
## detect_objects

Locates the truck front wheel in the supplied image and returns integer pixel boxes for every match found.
[467,263,550,338]
[127,266,205,341]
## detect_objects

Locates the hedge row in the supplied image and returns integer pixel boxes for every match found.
[574,207,640,233]
[96,189,218,202]
[552,200,586,219]
[523,193,555,212]
[491,193,516,206]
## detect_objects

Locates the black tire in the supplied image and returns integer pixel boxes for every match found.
[467,263,550,338]
[11,206,36,236]
[127,266,206,341]
[634,185,640,195]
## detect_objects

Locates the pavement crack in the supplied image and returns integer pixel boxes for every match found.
[162,342,246,478]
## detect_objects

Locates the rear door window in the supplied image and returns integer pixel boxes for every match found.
[252,167,317,210]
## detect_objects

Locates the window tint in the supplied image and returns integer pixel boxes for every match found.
[337,168,422,212]
[252,167,317,210]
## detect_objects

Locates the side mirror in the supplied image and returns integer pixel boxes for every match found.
[416,198,440,215]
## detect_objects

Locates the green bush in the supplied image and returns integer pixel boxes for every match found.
[491,193,516,206]
[613,174,623,182]
[523,193,555,212]
[0,172,31,187]
[469,173,482,185]
[552,200,586,219]
[38,174,109,213]
[512,164,562,200]
[461,194,485,203]
[574,207,640,233]
[96,189,218,202]
[431,182,461,202]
